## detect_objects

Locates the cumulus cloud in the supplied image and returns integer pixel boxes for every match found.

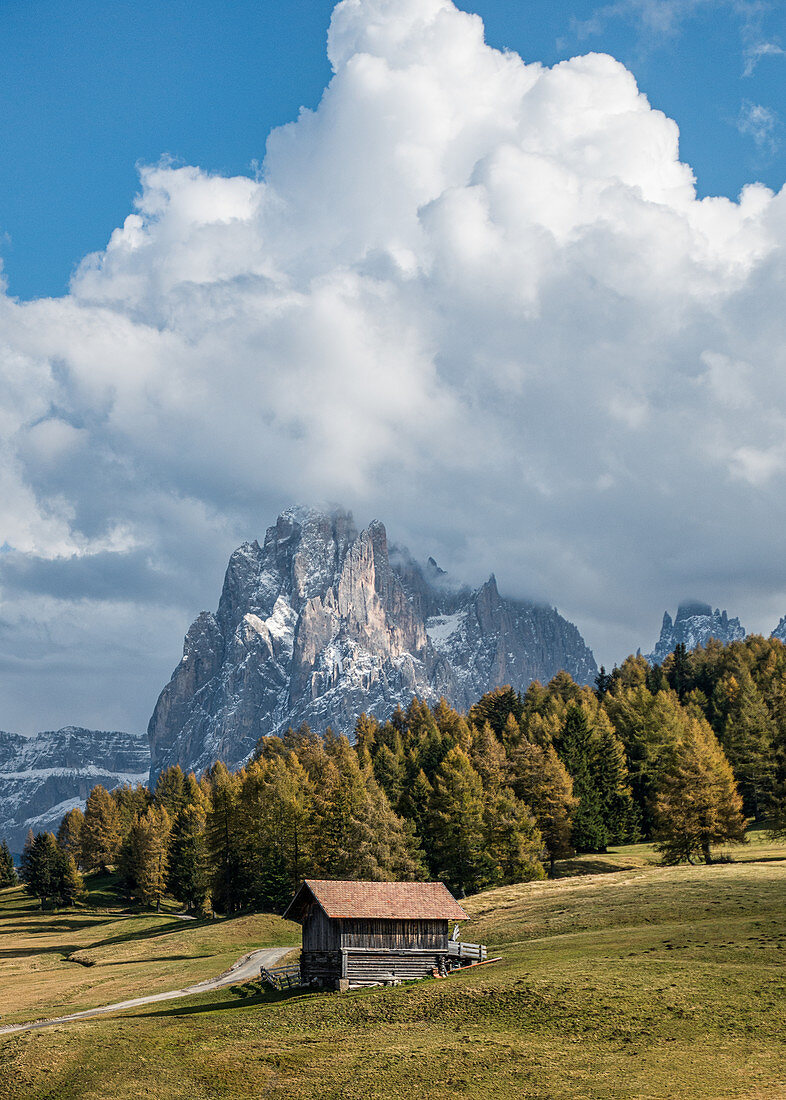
[1,0,786,733]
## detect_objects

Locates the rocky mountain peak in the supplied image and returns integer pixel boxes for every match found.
[646,602,746,664]
[147,505,597,782]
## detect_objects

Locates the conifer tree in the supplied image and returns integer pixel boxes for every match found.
[468,686,523,737]
[593,723,640,843]
[482,787,544,885]
[0,839,18,887]
[713,673,775,819]
[313,734,420,880]
[205,763,246,913]
[183,771,204,808]
[469,722,509,791]
[154,765,187,815]
[594,666,612,700]
[167,804,209,913]
[372,742,405,806]
[654,717,747,864]
[428,746,491,896]
[57,807,85,867]
[112,783,152,832]
[666,642,692,700]
[558,706,608,852]
[56,850,85,907]
[20,832,60,907]
[509,739,576,875]
[119,805,171,909]
[398,765,433,856]
[81,786,123,872]
[353,712,380,756]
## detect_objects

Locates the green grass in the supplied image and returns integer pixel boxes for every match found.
[1,842,786,1099]
[0,873,299,1026]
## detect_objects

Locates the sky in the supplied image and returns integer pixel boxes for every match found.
[0,0,784,735]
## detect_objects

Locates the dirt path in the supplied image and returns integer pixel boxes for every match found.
[0,946,291,1036]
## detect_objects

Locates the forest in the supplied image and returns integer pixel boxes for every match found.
[6,635,786,912]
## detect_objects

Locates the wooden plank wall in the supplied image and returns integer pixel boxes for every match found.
[345,951,444,986]
[302,904,340,951]
[340,918,448,950]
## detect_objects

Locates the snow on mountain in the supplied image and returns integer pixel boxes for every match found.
[0,727,149,854]
[645,601,746,665]
[148,506,597,782]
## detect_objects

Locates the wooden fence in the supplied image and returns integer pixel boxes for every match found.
[447,940,487,964]
[259,964,302,991]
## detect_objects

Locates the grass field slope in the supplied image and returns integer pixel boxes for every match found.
[1,838,785,1099]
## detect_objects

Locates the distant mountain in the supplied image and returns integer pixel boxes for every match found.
[148,506,597,782]
[645,602,746,665]
[0,727,150,854]
[772,616,786,644]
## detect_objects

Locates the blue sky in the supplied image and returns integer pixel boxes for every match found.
[1,0,783,301]
[0,0,785,735]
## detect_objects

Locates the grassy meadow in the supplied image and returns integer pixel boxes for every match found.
[1,836,785,1099]
[0,876,299,1027]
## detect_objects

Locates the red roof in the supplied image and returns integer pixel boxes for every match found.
[284,879,469,922]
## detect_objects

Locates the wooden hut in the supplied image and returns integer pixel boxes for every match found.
[283,879,470,990]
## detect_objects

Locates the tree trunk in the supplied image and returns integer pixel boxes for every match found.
[701,838,713,865]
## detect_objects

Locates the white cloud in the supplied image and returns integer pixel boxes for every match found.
[0,0,785,732]
[737,99,780,152]
[743,40,785,77]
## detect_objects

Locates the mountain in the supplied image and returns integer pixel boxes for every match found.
[0,727,150,854]
[645,601,746,665]
[148,506,597,781]
[772,616,786,644]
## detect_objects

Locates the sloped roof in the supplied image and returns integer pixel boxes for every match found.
[283,879,469,923]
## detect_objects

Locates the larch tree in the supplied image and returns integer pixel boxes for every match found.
[56,807,85,866]
[206,762,246,913]
[654,716,747,864]
[154,765,187,815]
[509,738,576,875]
[482,786,544,885]
[81,786,123,873]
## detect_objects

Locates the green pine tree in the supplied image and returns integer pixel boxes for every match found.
[558,706,608,853]
[427,746,491,896]
[167,804,210,913]
[20,832,60,907]
[0,839,18,887]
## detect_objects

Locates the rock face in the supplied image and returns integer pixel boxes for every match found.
[771,616,786,644]
[645,601,746,665]
[0,727,150,855]
[148,506,597,782]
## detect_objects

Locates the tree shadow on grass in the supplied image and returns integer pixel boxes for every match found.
[0,945,82,958]
[89,919,206,951]
[132,984,314,1020]
[95,954,215,965]
[552,859,639,878]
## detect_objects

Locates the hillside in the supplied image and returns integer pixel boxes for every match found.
[2,837,785,1099]
[0,876,298,1029]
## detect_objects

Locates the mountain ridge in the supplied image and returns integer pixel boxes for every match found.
[147,506,597,782]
